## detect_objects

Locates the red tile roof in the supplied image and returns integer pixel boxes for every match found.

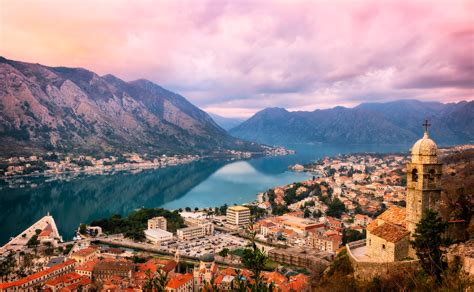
[0,259,76,289]
[161,260,177,273]
[45,272,81,286]
[59,277,92,291]
[370,222,410,243]
[166,273,193,289]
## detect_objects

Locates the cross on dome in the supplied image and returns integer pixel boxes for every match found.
[423,119,431,133]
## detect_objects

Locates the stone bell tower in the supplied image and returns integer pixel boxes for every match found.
[406,120,442,235]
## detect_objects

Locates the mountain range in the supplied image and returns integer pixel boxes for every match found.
[229,100,474,146]
[0,57,260,156]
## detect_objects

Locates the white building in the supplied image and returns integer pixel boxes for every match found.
[226,206,250,228]
[145,228,173,244]
[177,223,214,240]
[148,216,167,231]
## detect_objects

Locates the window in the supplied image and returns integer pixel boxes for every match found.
[382,244,386,249]
[428,169,435,182]
[411,169,418,182]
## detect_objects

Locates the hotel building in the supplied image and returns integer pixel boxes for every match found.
[226,206,251,227]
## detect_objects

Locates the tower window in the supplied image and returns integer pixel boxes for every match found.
[411,169,418,182]
[382,244,386,249]
[428,169,435,182]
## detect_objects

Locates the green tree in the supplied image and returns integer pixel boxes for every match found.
[0,251,16,281]
[326,198,346,218]
[240,227,273,291]
[304,208,311,218]
[143,269,169,292]
[219,204,228,215]
[410,209,448,283]
[218,248,229,258]
[79,223,87,235]
[43,241,54,256]
[26,234,39,247]
[185,207,192,212]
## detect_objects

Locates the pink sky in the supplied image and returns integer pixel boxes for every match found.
[1,0,473,118]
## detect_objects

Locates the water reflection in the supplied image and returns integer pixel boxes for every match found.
[0,143,411,245]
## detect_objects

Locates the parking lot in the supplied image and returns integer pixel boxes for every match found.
[175,231,249,257]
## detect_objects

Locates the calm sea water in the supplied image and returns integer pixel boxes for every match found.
[0,143,410,244]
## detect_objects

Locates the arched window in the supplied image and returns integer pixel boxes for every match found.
[382,244,386,249]
[428,169,435,182]
[411,168,418,182]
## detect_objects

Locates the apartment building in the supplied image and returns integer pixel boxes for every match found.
[226,206,250,227]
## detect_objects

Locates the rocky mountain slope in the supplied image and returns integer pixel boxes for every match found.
[0,57,259,155]
[230,100,474,145]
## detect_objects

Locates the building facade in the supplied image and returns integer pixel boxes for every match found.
[226,206,250,227]
[177,223,214,240]
[148,216,168,231]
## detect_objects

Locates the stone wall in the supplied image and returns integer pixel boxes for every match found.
[347,240,419,281]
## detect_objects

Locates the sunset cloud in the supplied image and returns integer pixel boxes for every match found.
[1,0,472,117]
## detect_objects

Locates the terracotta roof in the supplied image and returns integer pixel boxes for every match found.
[370,222,409,243]
[59,277,92,291]
[45,272,81,286]
[219,267,237,276]
[376,206,406,226]
[259,221,276,228]
[161,260,177,273]
[289,274,310,291]
[263,271,287,285]
[0,259,76,289]
[71,247,97,257]
[75,259,98,272]
[39,224,53,237]
[166,273,193,289]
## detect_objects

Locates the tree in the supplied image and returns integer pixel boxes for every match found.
[143,269,169,292]
[219,204,228,215]
[194,207,199,212]
[304,208,311,218]
[312,210,320,218]
[218,248,229,258]
[342,229,366,245]
[79,223,87,235]
[410,209,448,283]
[0,251,16,281]
[326,198,346,218]
[178,208,183,213]
[43,242,54,256]
[27,234,39,247]
[185,207,191,212]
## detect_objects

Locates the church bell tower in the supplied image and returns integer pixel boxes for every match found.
[406,120,442,234]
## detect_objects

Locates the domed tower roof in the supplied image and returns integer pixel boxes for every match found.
[411,121,438,164]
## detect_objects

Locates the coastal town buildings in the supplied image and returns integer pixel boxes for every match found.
[148,216,167,231]
[70,247,99,264]
[177,223,214,240]
[226,206,250,228]
[0,260,77,291]
[145,228,173,244]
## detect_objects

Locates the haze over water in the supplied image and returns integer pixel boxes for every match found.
[0,143,410,245]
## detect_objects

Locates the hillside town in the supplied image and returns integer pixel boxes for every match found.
[0,139,473,291]
[0,145,293,188]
